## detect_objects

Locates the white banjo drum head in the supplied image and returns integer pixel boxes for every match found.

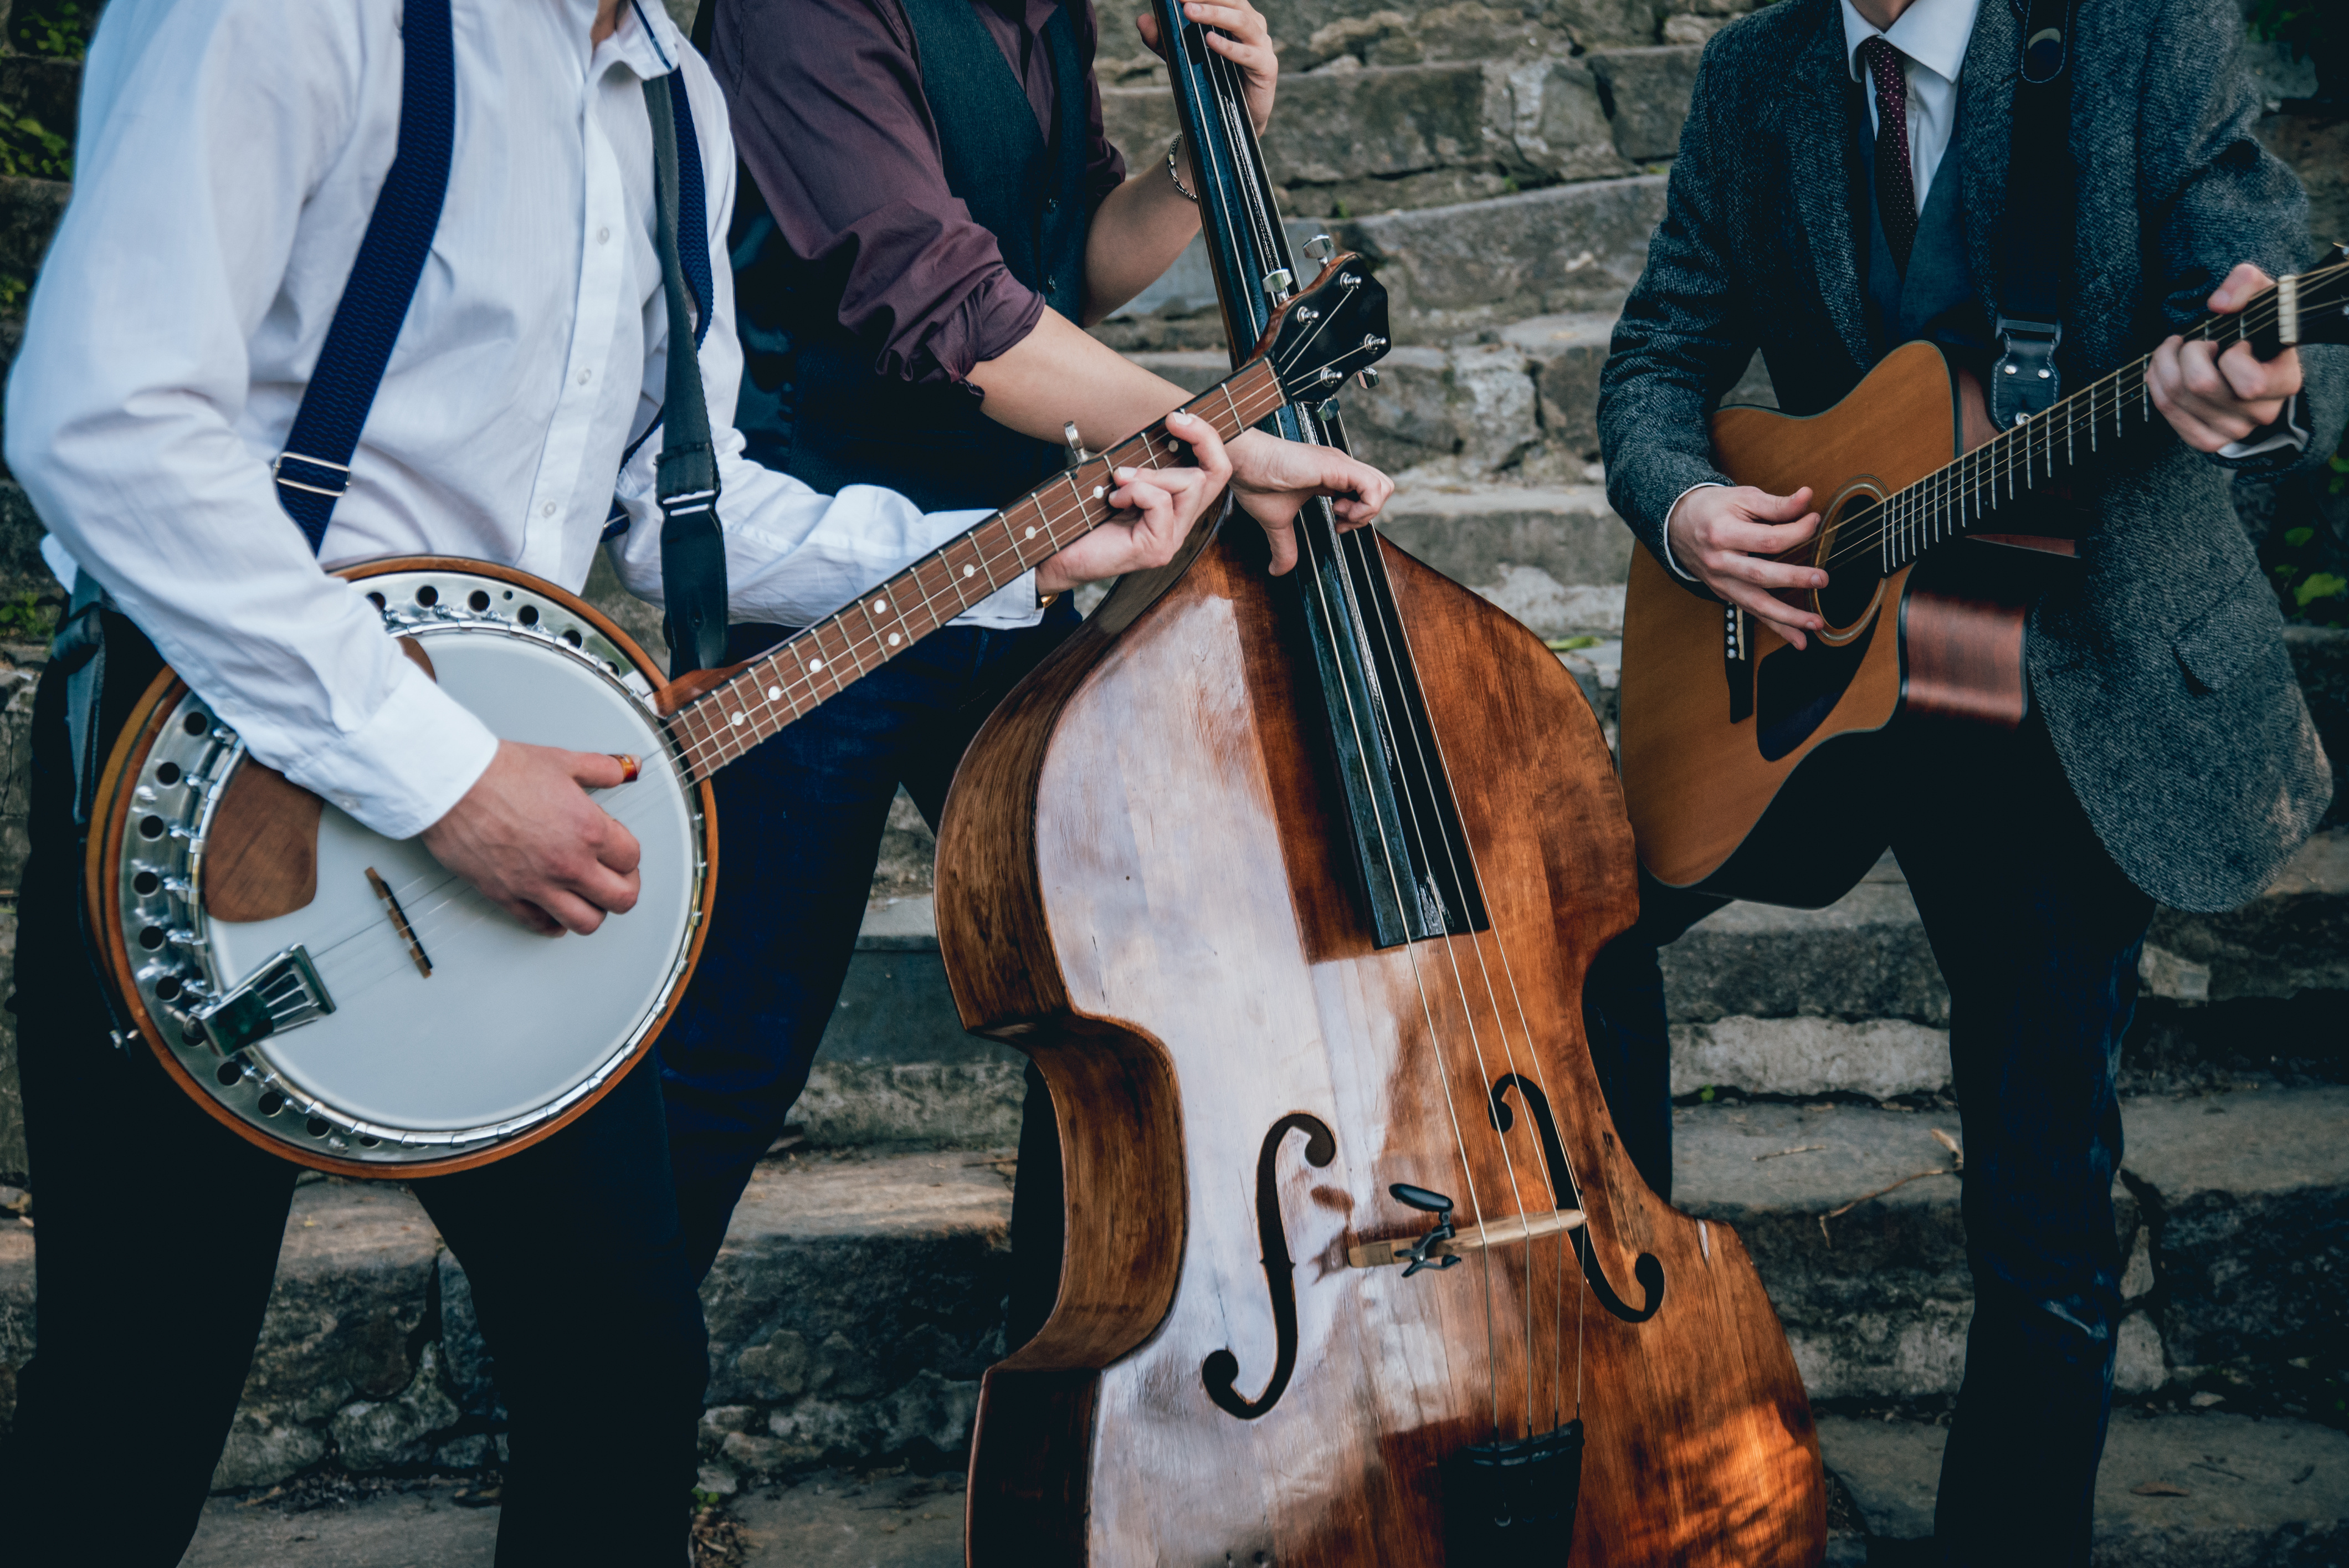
[204,629,698,1130]
[110,563,707,1170]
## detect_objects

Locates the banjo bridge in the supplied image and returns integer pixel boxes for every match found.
[191,943,336,1057]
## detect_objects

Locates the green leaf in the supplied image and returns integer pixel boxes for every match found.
[1697,1085,1716,1103]
[2294,572,2348,608]
[1545,635,1602,652]
[2284,527,2316,547]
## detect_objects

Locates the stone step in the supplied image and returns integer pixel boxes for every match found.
[7,1085,2338,1495]
[172,1407,2349,1566]
[1819,1410,2349,1566]
[802,817,2345,1141]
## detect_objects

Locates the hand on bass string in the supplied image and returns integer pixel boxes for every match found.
[1135,0,1277,135]
[1225,428,1393,577]
[2148,263,2305,453]
[420,740,643,936]
[1037,411,1237,593]
[1665,484,1828,649]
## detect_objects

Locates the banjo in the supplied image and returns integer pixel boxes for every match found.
[87,257,1391,1177]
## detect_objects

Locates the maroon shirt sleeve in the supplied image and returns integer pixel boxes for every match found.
[710,0,1127,391]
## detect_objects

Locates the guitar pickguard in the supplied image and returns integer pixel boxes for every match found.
[1755,611,1878,762]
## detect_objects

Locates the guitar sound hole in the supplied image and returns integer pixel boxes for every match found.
[1818,496,1886,628]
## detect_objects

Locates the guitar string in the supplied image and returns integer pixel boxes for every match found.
[1732,278,2320,586]
[1809,279,2318,574]
[1797,270,2337,576]
[1190,28,1527,1438]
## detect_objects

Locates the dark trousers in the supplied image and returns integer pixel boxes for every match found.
[1585,714,2152,1567]
[0,622,708,1567]
[658,606,1077,1310]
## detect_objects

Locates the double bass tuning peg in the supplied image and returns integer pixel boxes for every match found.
[1303,233,1335,262]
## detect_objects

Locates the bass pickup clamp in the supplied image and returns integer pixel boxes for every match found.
[1347,1182,1588,1276]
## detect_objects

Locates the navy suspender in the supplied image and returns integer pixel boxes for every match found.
[270,0,456,550]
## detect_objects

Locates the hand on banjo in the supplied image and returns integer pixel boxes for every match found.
[1036,409,1235,593]
[420,739,644,936]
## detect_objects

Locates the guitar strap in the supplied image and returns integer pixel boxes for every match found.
[1989,0,2082,429]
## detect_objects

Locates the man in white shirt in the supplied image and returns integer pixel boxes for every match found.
[0,0,1385,1560]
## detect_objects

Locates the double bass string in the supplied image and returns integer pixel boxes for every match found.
[1184,30,1594,1439]
[1187,28,1549,1443]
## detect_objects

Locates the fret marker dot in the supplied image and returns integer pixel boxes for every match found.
[730,711,745,727]
[887,632,901,646]
[766,686,782,702]
[962,565,975,578]
[1094,486,1106,500]
[807,658,823,672]
[1024,526,1037,539]
[872,599,886,613]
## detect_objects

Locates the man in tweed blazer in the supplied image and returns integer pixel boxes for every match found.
[1591,0,2343,1556]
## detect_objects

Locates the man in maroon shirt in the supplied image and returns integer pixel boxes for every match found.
[666,0,1384,1350]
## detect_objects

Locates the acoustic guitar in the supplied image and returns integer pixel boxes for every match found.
[84,261,1388,1177]
[1620,250,2348,906]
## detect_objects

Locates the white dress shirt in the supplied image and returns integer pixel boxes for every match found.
[1839,0,1980,210]
[6,0,1039,841]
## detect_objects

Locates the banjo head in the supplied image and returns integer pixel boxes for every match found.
[94,562,711,1174]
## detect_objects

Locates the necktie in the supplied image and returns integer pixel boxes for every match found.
[1861,36,1917,270]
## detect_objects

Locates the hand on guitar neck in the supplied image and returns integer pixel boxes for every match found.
[420,741,645,937]
[2149,262,2306,451]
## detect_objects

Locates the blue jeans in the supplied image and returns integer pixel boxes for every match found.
[1583,714,2152,1566]
[658,605,1078,1283]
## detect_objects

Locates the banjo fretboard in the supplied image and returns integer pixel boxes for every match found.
[661,358,1286,783]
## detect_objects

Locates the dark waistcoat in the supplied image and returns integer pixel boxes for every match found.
[728,0,1091,512]
[1856,80,1989,371]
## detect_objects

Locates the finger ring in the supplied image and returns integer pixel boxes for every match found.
[611,754,642,783]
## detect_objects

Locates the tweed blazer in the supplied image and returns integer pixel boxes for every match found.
[1597,0,2346,912]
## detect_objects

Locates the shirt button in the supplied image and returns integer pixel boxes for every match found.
[337,795,358,811]
[577,368,593,385]
[1045,276,1059,293]
[542,502,557,517]
[597,226,612,243]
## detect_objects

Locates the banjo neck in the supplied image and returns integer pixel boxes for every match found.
[653,359,1285,784]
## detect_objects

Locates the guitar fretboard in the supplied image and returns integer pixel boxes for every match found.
[1833,258,2346,578]
[663,358,1285,783]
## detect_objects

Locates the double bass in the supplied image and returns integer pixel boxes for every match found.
[932,11,1827,1560]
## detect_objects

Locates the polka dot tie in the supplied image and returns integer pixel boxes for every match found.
[1862,36,1917,270]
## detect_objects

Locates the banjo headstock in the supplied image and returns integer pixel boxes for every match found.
[1261,257,1392,404]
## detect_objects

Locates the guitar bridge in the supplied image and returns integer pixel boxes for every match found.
[193,944,336,1056]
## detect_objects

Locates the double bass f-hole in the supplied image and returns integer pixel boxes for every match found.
[1203,1112,1336,1420]
[1490,1074,1664,1325]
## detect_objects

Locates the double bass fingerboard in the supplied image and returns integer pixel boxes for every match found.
[663,359,1285,784]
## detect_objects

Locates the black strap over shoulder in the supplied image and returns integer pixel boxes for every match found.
[644,71,730,678]
[1991,0,2081,429]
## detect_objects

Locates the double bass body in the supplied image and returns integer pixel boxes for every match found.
[937,514,1827,1564]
